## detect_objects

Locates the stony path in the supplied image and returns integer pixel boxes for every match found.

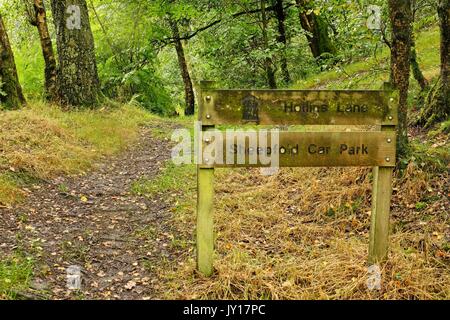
[0,126,178,299]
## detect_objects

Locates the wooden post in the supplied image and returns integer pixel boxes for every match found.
[368,88,397,264]
[369,164,394,264]
[197,80,215,276]
[197,166,214,276]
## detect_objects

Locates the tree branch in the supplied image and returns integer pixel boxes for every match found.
[154,2,295,48]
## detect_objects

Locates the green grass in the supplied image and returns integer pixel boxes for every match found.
[0,255,34,300]
[430,119,450,135]
[0,174,23,205]
[131,162,195,197]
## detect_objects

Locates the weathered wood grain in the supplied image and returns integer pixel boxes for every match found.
[196,80,216,277]
[196,166,214,276]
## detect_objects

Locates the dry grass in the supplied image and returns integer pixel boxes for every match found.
[0,102,154,205]
[0,108,92,179]
[154,161,449,300]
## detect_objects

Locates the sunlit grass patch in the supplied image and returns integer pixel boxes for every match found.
[131,163,196,197]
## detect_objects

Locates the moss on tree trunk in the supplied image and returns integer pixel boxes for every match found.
[389,0,413,158]
[295,0,336,61]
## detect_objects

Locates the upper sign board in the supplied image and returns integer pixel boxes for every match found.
[199,90,398,126]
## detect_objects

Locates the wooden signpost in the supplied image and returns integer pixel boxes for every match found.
[197,81,398,276]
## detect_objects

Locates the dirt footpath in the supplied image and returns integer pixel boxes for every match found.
[0,126,179,299]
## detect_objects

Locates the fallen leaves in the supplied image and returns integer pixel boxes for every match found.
[124,280,136,290]
[96,271,106,277]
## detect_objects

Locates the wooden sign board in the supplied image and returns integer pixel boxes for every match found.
[200,90,398,126]
[195,82,398,277]
[201,131,396,168]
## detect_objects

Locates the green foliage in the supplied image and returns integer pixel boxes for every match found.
[98,58,173,115]
[0,173,23,205]
[91,1,174,115]
[415,202,427,210]
[398,139,450,173]
[0,0,442,115]
[434,119,450,134]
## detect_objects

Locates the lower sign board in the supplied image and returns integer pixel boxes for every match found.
[201,131,396,168]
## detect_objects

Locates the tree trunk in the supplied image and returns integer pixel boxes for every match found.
[440,0,449,90]
[169,18,195,116]
[389,0,413,157]
[273,0,291,84]
[417,0,449,127]
[24,0,59,102]
[50,0,100,107]
[295,0,335,60]
[261,0,277,89]
[0,14,25,110]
